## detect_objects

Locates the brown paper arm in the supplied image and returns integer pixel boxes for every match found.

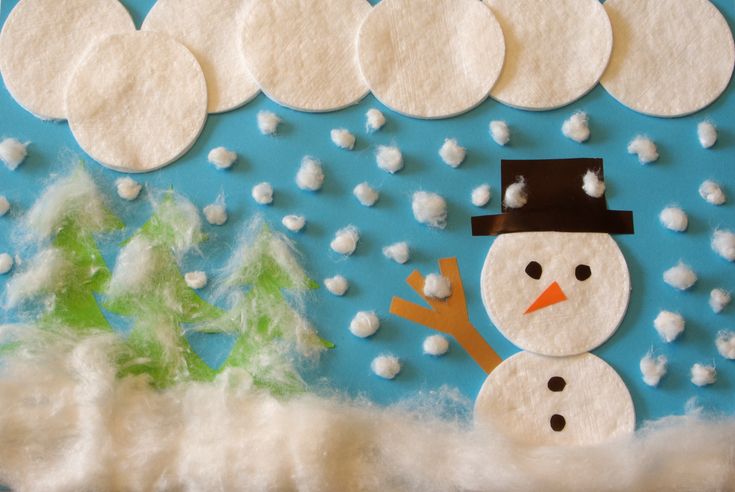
[389,297,451,334]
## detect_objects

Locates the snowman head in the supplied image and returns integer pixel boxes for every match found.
[472,159,634,356]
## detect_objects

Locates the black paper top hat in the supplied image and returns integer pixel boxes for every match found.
[471,158,634,236]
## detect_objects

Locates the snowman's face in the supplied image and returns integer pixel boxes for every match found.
[480,232,630,356]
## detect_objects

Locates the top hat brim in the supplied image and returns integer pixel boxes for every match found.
[471,209,634,236]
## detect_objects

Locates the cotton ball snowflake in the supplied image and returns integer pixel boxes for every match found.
[709,289,731,314]
[489,120,510,146]
[653,311,685,343]
[324,275,349,296]
[252,182,274,205]
[659,207,688,232]
[383,242,410,264]
[371,354,401,379]
[697,121,717,149]
[0,253,13,275]
[353,182,379,207]
[208,146,237,170]
[699,180,726,205]
[504,178,527,209]
[471,184,492,208]
[715,331,735,359]
[640,352,667,387]
[331,128,356,150]
[438,138,466,168]
[376,145,403,174]
[663,261,697,291]
[257,110,281,135]
[184,271,207,290]
[423,335,449,356]
[366,108,385,132]
[282,215,305,233]
[423,273,451,299]
[712,229,735,262]
[296,157,324,191]
[412,191,447,229]
[581,170,605,198]
[627,135,659,164]
[203,197,227,226]
[562,111,590,143]
[0,138,28,170]
[0,196,10,216]
[349,311,380,338]
[115,177,142,201]
[330,226,359,256]
[690,363,716,387]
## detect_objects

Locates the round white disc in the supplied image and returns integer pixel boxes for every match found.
[601,0,735,117]
[481,232,630,357]
[475,352,635,446]
[241,0,371,112]
[484,0,612,111]
[142,0,259,114]
[66,32,208,173]
[358,0,505,119]
[0,0,135,120]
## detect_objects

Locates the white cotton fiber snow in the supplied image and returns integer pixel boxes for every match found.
[106,236,155,297]
[296,157,325,191]
[330,226,359,256]
[709,289,731,314]
[698,121,717,149]
[716,331,735,360]
[699,180,726,205]
[627,135,659,164]
[3,248,67,308]
[663,262,697,291]
[324,275,349,296]
[471,184,492,207]
[423,335,449,356]
[424,273,451,300]
[0,196,9,216]
[412,191,447,229]
[581,170,605,198]
[331,129,356,150]
[691,364,716,387]
[0,253,13,275]
[489,120,510,146]
[659,207,688,232]
[353,182,379,207]
[376,145,403,174]
[282,215,305,233]
[203,195,228,226]
[0,138,28,170]
[439,139,466,168]
[653,311,685,343]
[184,271,207,290]
[208,146,237,170]
[115,177,142,201]
[257,110,281,135]
[640,353,667,387]
[252,182,274,205]
[712,229,735,262]
[383,242,410,264]
[371,354,401,379]
[562,112,590,143]
[504,178,527,209]
[349,311,380,338]
[366,108,385,132]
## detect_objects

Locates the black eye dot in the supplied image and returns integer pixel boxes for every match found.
[525,261,542,280]
[575,264,592,281]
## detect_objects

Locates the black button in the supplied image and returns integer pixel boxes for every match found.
[550,414,566,432]
[547,376,566,392]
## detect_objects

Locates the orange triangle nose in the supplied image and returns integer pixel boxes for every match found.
[524,281,568,315]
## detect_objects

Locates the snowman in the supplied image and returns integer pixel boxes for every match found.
[392,158,636,447]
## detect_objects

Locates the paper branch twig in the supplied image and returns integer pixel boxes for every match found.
[390,257,502,374]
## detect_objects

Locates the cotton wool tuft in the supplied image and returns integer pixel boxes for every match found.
[699,180,726,205]
[581,170,605,198]
[0,196,10,216]
[281,215,305,233]
[0,138,28,170]
[324,275,349,296]
[659,207,688,232]
[330,226,359,256]
[412,191,447,229]
[627,135,659,164]
[382,242,410,264]
[489,120,510,146]
[330,129,356,150]
[184,271,208,290]
[562,111,590,143]
[690,363,716,387]
[504,178,527,209]
[0,253,13,275]
[423,335,449,356]
[663,262,697,291]
[709,288,731,314]
[653,311,685,343]
[371,354,401,379]
[438,139,466,168]
[366,108,385,131]
[471,184,492,207]
[207,146,237,170]
[203,202,227,226]
[376,145,403,174]
[712,229,735,262]
[353,182,379,207]
[296,157,324,191]
[697,121,717,149]
[349,311,380,338]
[424,273,451,299]
[257,110,281,135]
[715,331,735,359]
[252,182,274,205]
[640,353,667,387]
[115,177,142,201]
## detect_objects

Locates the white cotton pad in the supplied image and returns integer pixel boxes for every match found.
[358,0,505,119]
[484,0,612,111]
[66,32,208,173]
[142,0,259,113]
[241,0,371,112]
[0,0,135,120]
[601,0,735,117]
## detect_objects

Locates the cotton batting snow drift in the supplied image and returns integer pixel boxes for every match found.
[330,226,359,256]
[711,229,735,262]
[471,184,491,207]
[562,112,590,143]
[376,145,403,174]
[653,311,685,343]
[296,157,324,191]
[698,121,717,149]
[439,139,466,167]
[659,207,688,232]
[331,129,355,150]
[489,120,510,146]
[412,191,447,229]
[349,311,380,338]
[208,146,237,169]
[353,182,379,207]
[0,137,28,170]
[663,262,697,291]
[640,353,667,387]
[383,242,410,264]
[627,135,659,164]
[115,177,142,201]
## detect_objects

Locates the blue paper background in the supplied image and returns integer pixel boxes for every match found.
[0,0,733,425]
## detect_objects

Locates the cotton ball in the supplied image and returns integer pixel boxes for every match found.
[376,145,403,174]
[659,207,688,232]
[331,129,356,150]
[640,352,667,387]
[627,135,659,164]
[366,108,385,132]
[653,311,685,342]
[324,275,349,296]
[581,170,605,198]
[207,146,237,170]
[252,182,274,205]
[330,226,359,256]
[371,355,401,379]
[349,311,380,338]
[663,261,697,291]
[424,273,451,299]
[423,335,449,356]
[709,288,731,314]
[711,229,735,262]
[504,178,527,209]
[296,157,324,191]
[203,203,227,226]
[715,331,735,359]
[690,363,716,387]
[282,215,305,233]
[471,184,492,207]
[257,110,281,135]
[562,111,590,143]
[697,121,717,149]
[353,182,379,207]
[0,196,10,216]
[382,242,410,264]
[489,120,510,146]
[698,180,726,206]
[438,138,466,168]
[115,177,142,201]
[0,138,28,170]
[184,271,207,290]
[411,191,448,229]
[0,252,13,274]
